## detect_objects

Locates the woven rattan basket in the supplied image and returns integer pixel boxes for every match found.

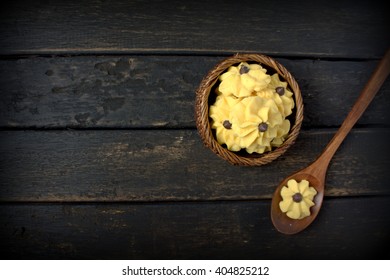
[195,53,303,166]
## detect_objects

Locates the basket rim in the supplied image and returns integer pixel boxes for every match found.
[195,53,304,166]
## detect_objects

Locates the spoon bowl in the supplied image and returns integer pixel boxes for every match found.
[271,48,390,234]
[271,167,325,234]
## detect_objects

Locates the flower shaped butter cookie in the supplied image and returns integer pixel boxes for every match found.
[279,179,317,219]
[267,74,295,117]
[209,96,241,151]
[231,96,290,154]
[219,62,271,98]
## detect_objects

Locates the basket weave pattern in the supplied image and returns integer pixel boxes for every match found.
[195,53,303,166]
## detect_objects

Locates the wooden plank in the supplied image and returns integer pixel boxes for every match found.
[0,128,389,202]
[0,0,388,58]
[1,56,389,128]
[1,196,389,259]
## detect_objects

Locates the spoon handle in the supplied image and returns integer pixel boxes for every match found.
[313,48,390,170]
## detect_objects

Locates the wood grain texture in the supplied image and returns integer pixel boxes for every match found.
[0,0,389,58]
[1,197,389,259]
[1,56,389,128]
[0,128,389,202]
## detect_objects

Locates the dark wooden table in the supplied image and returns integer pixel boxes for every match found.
[1,0,389,259]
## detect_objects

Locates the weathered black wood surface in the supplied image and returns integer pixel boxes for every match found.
[0,0,389,260]
[1,197,389,260]
[0,129,389,202]
[1,56,389,128]
[0,0,389,58]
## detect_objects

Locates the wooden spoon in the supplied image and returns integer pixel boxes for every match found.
[271,48,390,234]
